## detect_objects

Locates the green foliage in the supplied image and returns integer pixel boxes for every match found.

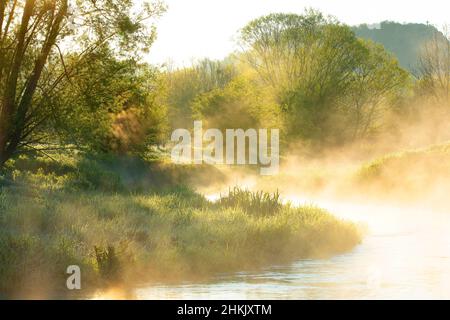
[51,49,168,155]
[0,185,361,298]
[161,10,415,150]
[240,10,410,146]
[165,58,238,129]
[0,151,361,298]
[1,150,227,193]
[218,187,282,216]
[191,76,283,131]
[0,0,166,167]
[240,10,331,90]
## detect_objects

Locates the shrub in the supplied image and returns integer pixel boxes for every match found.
[217,187,282,216]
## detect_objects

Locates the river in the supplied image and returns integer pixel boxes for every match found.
[130,195,450,299]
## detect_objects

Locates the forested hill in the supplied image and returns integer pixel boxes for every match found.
[353,21,447,73]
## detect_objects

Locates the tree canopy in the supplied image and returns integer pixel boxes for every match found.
[0,0,166,165]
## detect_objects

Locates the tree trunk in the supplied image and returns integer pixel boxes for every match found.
[0,0,35,165]
[0,0,67,168]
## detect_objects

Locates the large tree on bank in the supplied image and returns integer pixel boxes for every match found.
[0,0,165,167]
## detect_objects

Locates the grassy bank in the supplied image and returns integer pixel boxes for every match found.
[0,153,361,299]
[354,142,450,201]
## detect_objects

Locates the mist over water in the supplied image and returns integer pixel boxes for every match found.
[131,134,450,300]
[132,195,450,299]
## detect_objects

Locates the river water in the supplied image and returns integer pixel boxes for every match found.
[129,195,450,300]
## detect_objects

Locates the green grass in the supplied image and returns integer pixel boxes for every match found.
[0,152,361,299]
[218,187,282,216]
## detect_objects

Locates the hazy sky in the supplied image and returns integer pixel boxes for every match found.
[147,0,449,67]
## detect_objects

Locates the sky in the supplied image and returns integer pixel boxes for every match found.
[147,0,449,67]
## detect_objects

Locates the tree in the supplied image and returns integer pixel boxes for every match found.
[0,0,165,167]
[191,76,282,131]
[51,48,167,154]
[165,58,237,130]
[239,10,329,92]
[345,40,411,140]
[240,10,410,145]
[418,26,450,107]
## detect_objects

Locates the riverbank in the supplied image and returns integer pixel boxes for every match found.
[130,199,450,300]
[0,153,361,299]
